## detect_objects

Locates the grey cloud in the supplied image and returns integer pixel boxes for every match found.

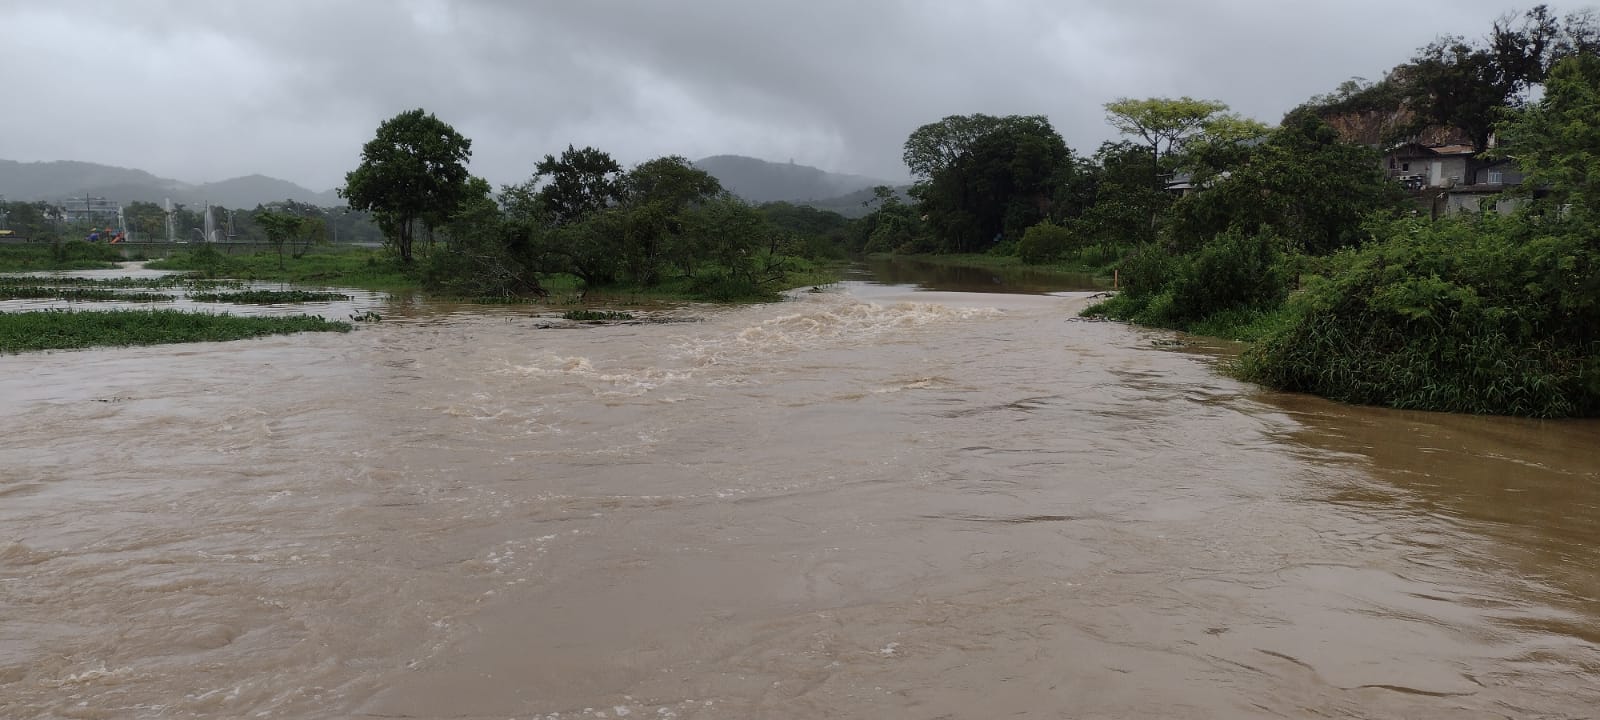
[0,0,1570,192]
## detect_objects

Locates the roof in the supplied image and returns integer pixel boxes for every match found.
[1384,142,1479,158]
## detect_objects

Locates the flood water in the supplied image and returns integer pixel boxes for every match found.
[2,262,388,321]
[1,266,1597,719]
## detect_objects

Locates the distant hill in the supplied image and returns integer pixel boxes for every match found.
[693,155,894,206]
[0,159,341,208]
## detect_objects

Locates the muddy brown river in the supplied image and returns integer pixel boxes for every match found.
[2,276,1597,719]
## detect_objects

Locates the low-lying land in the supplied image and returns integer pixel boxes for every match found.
[146,247,413,291]
[0,309,350,353]
[148,247,842,304]
[0,242,126,272]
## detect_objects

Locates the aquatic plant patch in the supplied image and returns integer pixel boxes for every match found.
[0,309,351,353]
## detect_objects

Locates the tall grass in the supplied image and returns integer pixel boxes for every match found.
[0,309,350,353]
[0,242,123,272]
[147,247,415,290]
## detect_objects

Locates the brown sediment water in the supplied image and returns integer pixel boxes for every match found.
[1,280,1596,719]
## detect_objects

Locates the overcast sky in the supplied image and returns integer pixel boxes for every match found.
[0,0,1581,191]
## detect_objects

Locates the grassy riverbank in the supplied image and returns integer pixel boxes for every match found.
[146,247,415,290]
[0,242,126,272]
[869,252,1116,280]
[149,247,841,303]
[0,309,350,353]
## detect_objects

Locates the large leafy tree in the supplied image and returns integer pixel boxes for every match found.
[532,145,624,226]
[905,114,1070,252]
[1168,112,1397,255]
[1070,141,1169,251]
[1496,53,1600,218]
[340,109,473,263]
[618,156,724,284]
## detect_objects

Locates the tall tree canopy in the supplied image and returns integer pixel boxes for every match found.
[1103,97,1230,184]
[904,114,1070,252]
[1496,52,1600,217]
[340,108,473,263]
[533,145,625,226]
[1167,111,1398,255]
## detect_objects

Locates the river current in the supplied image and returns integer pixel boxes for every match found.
[2,276,1596,718]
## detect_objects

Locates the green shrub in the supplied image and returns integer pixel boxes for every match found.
[1165,228,1289,324]
[1016,221,1073,264]
[1240,215,1600,417]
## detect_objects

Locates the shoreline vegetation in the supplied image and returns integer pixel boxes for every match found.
[0,241,127,273]
[843,7,1599,418]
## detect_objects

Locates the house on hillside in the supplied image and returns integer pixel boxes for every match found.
[1382,143,1476,191]
[1440,158,1530,215]
[1380,143,1530,217]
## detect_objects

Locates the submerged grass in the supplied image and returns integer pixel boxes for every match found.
[0,286,176,302]
[0,309,351,353]
[562,309,635,321]
[0,275,246,290]
[188,290,353,304]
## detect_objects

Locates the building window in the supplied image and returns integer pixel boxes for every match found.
[1488,170,1504,184]
[1401,162,1410,172]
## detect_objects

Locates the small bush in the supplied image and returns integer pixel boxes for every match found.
[562,309,635,321]
[1016,221,1073,264]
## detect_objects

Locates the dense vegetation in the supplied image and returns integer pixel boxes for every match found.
[334,114,849,302]
[0,241,124,272]
[0,310,348,353]
[844,5,1599,417]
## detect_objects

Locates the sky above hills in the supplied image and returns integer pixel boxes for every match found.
[0,0,1576,191]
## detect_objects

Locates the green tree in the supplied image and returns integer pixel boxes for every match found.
[340,108,474,264]
[1167,112,1398,256]
[1016,220,1074,263]
[254,210,303,269]
[619,156,724,283]
[906,114,1071,252]
[1494,53,1600,217]
[1103,97,1230,188]
[0,201,58,241]
[533,145,624,226]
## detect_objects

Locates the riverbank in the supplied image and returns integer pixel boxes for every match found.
[148,248,844,303]
[145,247,414,291]
[0,242,127,272]
[868,252,1114,280]
[1082,293,1294,343]
[0,309,350,353]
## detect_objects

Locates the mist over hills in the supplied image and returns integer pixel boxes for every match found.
[0,159,341,208]
[0,155,905,217]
